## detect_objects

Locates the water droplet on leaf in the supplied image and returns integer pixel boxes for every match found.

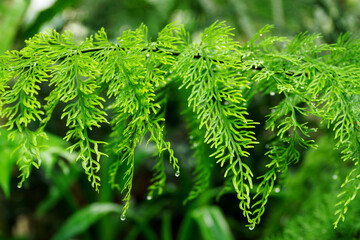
[249,224,255,230]
[17,183,22,188]
[270,91,275,96]
[121,214,126,221]
[275,187,280,193]
[147,195,152,200]
[175,171,180,177]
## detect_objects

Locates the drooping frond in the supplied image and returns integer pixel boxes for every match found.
[1,46,52,186]
[174,21,258,222]
[99,24,181,216]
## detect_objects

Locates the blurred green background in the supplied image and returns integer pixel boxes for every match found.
[2,0,360,239]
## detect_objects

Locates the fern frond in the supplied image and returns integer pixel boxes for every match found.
[175,21,258,223]
[102,24,181,217]
[0,48,53,185]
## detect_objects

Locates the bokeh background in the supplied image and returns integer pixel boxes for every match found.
[2,0,360,239]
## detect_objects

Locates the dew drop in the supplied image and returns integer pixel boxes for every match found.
[270,91,275,96]
[274,187,280,193]
[146,53,150,58]
[120,214,126,221]
[332,174,338,180]
[169,70,173,74]
[17,183,22,188]
[247,45,250,48]
[147,195,152,200]
[265,144,270,149]
[260,34,263,37]
[249,224,255,230]
[175,171,180,177]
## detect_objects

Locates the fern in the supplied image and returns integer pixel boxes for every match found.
[1,21,360,228]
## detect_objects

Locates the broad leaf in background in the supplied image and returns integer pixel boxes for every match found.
[0,130,18,198]
[36,133,79,216]
[178,206,234,240]
[0,0,30,53]
[52,203,122,240]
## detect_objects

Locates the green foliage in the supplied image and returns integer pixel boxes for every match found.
[0,0,29,54]
[0,130,19,198]
[178,206,234,240]
[1,21,360,230]
[265,136,360,239]
[52,202,122,240]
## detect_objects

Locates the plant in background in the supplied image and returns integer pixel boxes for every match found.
[1,21,360,230]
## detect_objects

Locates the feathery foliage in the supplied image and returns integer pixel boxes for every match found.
[1,21,360,228]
